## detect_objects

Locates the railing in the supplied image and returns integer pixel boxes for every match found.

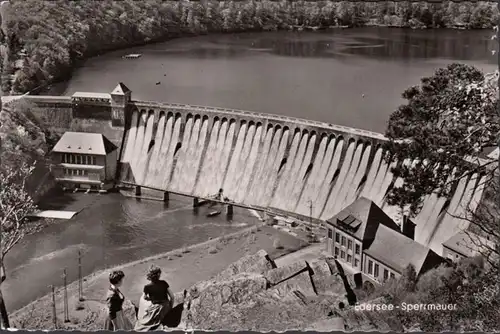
[133,100,388,141]
[5,93,387,141]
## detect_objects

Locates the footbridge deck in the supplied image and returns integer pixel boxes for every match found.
[119,181,270,214]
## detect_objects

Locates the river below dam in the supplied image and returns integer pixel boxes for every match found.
[5,27,497,312]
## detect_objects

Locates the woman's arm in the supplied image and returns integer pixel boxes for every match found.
[167,287,175,308]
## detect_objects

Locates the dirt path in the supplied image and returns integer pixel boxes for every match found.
[275,243,326,267]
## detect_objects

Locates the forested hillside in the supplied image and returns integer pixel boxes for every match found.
[2,0,498,95]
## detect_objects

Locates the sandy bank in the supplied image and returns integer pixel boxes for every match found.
[10,224,308,330]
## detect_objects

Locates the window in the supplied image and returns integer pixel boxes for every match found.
[334,247,339,257]
[383,269,388,281]
[340,250,345,259]
[92,156,97,165]
[390,272,395,279]
[355,244,360,255]
[328,229,333,239]
[354,258,359,267]
[368,260,373,275]
[348,240,352,250]
[374,264,379,277]
[347,254,352,263]
[335,233,340,243]
[341,236,346,246]
[82,170,87,176]
[70,155,75,164]
[76,155,81,164]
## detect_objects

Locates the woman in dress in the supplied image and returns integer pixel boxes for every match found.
[104,270,133,330]
[135,265,175,331]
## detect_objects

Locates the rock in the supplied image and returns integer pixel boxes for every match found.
[264,261,307,285]
[182,273,268,328]
[306,317,345,331]
[269,270,316,298]
[340,297,396,332]
[308,259,345,296]
[122,299,138,324]
[216,249,275,280]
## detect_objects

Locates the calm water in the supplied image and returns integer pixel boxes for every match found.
[58,27,497,133]
[6,28,497,311]
[4,192,258,311]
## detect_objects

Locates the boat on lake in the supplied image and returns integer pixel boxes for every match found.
[206,210,221,217]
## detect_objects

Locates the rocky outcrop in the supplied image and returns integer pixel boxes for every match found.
[175,250,350,331]
[339,296,402,332]
[215,249,277,280]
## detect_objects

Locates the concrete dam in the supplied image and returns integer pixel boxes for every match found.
[2,84,488,256]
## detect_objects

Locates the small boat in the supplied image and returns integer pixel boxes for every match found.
[123,54,142,59]
[206,210,221,217]
[155,81,161,85]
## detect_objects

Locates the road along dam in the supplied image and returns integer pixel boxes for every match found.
[1,84,489,256]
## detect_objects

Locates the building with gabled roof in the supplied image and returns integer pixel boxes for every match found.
[443,230,497,264]
[50,132,118,190]
[325,197,446,284]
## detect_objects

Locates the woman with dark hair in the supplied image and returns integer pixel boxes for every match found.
[104,270,133,330]
[135,265,175,331]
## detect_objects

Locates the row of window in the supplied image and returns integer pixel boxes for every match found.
[64,169,88,177]
[329,230,360,255]
[62,154,97,165]
[367,259,395,281]
[334,247,360,268]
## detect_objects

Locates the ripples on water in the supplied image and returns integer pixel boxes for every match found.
[4,192,258,311]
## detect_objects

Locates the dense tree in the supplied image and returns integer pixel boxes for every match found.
[0,163,44,328]
[0,0,497,96]
[384,63,499,217]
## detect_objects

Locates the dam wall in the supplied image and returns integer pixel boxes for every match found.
[20,95,126,148]
[119,101,487,256]
[3,84,488,256]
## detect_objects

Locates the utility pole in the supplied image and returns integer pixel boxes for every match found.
[63,269,69,323]
[78,250,84,301]
[50,285,57,329]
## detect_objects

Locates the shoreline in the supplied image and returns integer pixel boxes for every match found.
[10,24,495,98]
[9,224,258,317]
[9,221,307,324]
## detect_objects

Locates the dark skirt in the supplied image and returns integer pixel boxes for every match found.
[104,310,134,330]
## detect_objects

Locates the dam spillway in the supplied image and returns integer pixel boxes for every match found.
[118,104,487,256]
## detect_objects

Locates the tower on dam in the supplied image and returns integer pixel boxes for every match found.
[110,82,132,127]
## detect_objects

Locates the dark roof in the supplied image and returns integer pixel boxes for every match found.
[52,132,117,155]
[364,224,433,275]
[325,197,400,241]
[442,230,495,258]
[111,82,131,95]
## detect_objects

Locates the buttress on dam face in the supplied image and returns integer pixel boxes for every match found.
[119,107,487,258]
[8,84,488,257]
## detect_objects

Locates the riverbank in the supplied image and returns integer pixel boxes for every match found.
[9,224,309,330]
